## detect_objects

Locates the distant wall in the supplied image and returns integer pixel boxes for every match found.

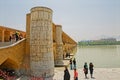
[0,26,26,42]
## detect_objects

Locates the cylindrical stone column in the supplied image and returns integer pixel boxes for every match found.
[30,7,54,79]
[55,25,63,66]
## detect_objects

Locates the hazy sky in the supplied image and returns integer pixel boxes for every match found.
[0,0,120,41]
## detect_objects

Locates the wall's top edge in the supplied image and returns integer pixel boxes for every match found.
[0,38,26,49]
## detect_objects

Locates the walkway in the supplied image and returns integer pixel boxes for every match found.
[53,67,120,80]
[0,42,15,47]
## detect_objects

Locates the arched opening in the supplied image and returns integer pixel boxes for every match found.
[0,58,18,79]
[0,58,18,70]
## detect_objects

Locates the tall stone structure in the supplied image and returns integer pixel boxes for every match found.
[30,7,54,79]
[55,25,63,66]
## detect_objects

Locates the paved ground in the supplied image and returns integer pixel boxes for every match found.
[53,67,120,80]
[16,62,120,80]
[17,58,120,80]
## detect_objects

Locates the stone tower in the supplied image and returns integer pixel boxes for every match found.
[55,25,63,66]
[30,7,54,79]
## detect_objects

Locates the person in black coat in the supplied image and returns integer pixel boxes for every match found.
[89,62,94,78]
[70,58,72,70]
[64,66,70,80]
[73,58,76,69]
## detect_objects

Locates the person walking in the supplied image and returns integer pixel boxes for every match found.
[83,62,88,79]
[89,62,94,78]
[69,58,73,70]
[15,31,19,41]
[73,58,76,69]
[74,69,78,80]
[64,66,70,80]
[9,35,12,42]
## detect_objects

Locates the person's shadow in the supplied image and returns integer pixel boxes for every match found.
[85,77,89,79]
[84,77,96,79]
[91,77,95,79]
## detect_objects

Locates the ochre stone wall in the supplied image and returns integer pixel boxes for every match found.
[0,39,26,70]
[26,13,30,55]
[53,23,56,43]
[0,26,26,42]
[21,13,31,74]
[62,31,77,53]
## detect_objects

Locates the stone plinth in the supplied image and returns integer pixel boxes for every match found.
[30,7,54,79]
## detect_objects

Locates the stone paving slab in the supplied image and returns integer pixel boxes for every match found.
[53,67,120,80]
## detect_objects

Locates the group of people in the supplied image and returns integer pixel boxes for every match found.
[9,31,23,42]
[64,58,78,80]
[64,58,94,80]
[84,62,94,79]
[70,58,76,70]
[64,66,78,80]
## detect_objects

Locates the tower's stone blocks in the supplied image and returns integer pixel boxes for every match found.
[30,7,54,78]
[55,25,63,66]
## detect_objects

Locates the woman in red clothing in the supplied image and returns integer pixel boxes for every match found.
[74,69,78,80]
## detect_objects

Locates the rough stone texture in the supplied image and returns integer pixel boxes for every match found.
[55,25,63,66]
[30,7,54,78]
